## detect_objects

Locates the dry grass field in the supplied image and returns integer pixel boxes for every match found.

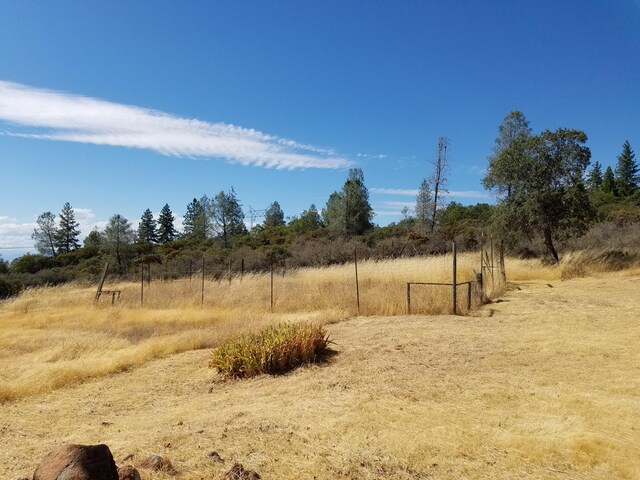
[0,252,639,478]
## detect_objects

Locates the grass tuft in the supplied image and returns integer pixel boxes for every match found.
[209,322,330,379]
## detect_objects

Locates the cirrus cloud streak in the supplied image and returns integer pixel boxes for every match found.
[0,81,350,170]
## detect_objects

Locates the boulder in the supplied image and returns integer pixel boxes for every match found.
[33,444,119,480]
[138,454,176,474]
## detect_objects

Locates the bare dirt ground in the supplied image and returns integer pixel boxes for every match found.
[1,275,639,479]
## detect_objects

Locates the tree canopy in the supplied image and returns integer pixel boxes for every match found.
[484,112,593,262]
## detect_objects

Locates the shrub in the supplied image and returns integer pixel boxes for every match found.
[209,322,330,379]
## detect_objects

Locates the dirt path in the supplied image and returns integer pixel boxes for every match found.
[1,276,639,479]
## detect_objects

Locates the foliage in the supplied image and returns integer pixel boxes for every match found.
[10,254,55,274]
[614,140,638,197]
[209,322,330,379]
[212,188,246,247]
[414,178,432,230]
[32,211,57,256]
[322,168,373,235]
[183,197,207,241]
[103,214,135,270]
[0,275,21,299]
[157,203,177,244]
[288,204,322,233]
[137,208,158,243]
[601,166,617,195]
[484,112,593,262]
[54,202,81,254]
[264,201,285,227]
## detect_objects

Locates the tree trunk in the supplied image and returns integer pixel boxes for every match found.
[543,227,559,264]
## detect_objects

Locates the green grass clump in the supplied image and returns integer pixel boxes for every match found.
[209,322,331,379]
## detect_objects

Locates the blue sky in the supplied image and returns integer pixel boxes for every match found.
[1,1,639,259]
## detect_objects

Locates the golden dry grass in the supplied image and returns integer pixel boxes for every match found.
[0,253,495,402]
[0,273,638,479]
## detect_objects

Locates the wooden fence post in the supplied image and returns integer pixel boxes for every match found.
[140,262,144,306]
[354,248,360,315]
[201,255,205,305]
[407,283,411,315]
[270,262,274,312]
[452,241,457,315]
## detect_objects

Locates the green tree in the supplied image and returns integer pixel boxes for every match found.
[54,202,81,254]
[485,111,533,198]
[414,178,432,230]
[344,168,373,234]
[212,188,246,247]
[586,161,603,190]
[183,198,207,241]
[137,208,158,243]
[484,125,593,263]
[83,229,102,250]
[322,192,345,231]
[614,141,638,197]
[601,166,617,195]
[263,201,286,227]
[157,204,177,244]
[103,214,135,269]
[32,211,58,256]
[289,204,323,233]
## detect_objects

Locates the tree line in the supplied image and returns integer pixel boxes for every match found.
[1,112,638,298]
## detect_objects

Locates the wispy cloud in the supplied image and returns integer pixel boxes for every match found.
[371,187,491,199]
[0,81,350,170]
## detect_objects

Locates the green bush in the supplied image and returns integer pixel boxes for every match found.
[0,275,22,299]
[209,322,330,379]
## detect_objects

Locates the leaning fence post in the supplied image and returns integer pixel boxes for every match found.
[452,241,457,315]
[354,248,360,315]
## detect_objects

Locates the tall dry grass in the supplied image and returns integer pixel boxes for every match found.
[0,253,487,402]
[3,248,636,402]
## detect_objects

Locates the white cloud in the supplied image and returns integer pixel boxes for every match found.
[371,187,491,199]
[0,81,350,170]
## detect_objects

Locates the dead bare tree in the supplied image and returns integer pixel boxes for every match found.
[430,136,449,232]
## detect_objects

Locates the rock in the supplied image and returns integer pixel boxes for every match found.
[206,451,224,463]
[33,444,119,480]
[117,466,141,480]
[223,463,261,479]
[138,454,176,474]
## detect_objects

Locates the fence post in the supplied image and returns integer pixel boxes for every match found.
[270,262,274,312]
[500,240,507,283]
[140,262,144,306]
[467,282,472,311]
[479,241,484,303]
[241,258,245,282]
[452,241,457,315]
[354,248,360,315]
[201,255,205,305]
[490,237,495,288]
[407,283,411,315]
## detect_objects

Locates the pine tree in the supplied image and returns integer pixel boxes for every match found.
[183,198,207,241]
[137,208,158,243]
[586,161,603,190]
[614,141,638,197]
[157,204,177,244]
[264,201,285,227]
[289,204,322,233]
[601,166,617,195]
[103,214,135,269]
[343,168,373,235]
[54,202,81,254]
[415,178,432,230]
[212,188,246,247]
[32,211,58,256]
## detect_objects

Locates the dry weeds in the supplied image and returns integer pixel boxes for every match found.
[0,273,638,478]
